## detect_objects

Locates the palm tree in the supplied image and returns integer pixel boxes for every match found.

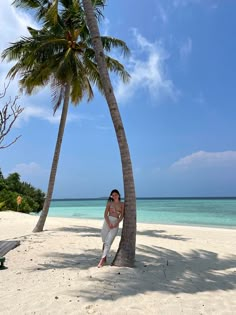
[82,0,136,267]
[2,0,130,232]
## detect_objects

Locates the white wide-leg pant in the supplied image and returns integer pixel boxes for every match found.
[101,216,119,258]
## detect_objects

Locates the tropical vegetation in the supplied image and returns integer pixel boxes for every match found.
[0,169,45,213]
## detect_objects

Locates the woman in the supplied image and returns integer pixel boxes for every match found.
[97,189,124,268]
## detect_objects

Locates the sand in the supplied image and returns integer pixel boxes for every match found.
[0,210,236,315]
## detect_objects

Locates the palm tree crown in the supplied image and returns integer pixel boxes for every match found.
[2,0,130,111]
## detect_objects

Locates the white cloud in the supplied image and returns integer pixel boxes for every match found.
[0,84,95,127]
[0,1,35,49]
[171,151,236,169]
[179,37,192,60]
[173,0,219,8]
[115,30,178,104]
[9,162,48,190]
[0,1,37,81]
[11,162,46,176]
[18,104,95,125]
[0,85,59,126]
[0,1,41,125]
[23,106,60,124]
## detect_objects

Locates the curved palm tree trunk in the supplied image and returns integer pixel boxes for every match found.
[33,83,71,232]
[82,0,136,267]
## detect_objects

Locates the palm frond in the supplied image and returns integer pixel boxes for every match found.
[13,0,53,22]
[12,0,42,9]
[90,0,106,21]
[2,37,34,61]
[19,63,52,93]
[105,56,130,83]
[60,0,74,9]
[70,73,94,104]
[70,76,83,104]
[27,26,41,37]
[50,82,65,114]
[82,55,104,93]
[44,0,59,26]
[101,36,130,57]
[82,76,94,102]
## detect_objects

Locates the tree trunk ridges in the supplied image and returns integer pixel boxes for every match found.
[33,83,71,233]
[112,229,136,267]
[82,0,136,267]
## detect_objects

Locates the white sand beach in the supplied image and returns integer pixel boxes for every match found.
[0,211,236,315]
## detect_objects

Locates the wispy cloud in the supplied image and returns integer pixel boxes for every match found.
[115,29,178,104]
[0,1,35,49]
[9,162,48,189]
[173,0,200,7]
[179,37,192,60]
[171,151,236,170]
[18,104,95,125]
[100,17,110,36]
[158,4,168,24]
[0,0,36,82]
[10,162,47,177]
[22,106,60,124]
[173,0,219,8]
[0,1,39,126]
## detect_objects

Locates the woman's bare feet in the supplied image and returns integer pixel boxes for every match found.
[97,256,106,268]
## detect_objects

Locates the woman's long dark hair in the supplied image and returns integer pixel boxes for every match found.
[108,189,121,202]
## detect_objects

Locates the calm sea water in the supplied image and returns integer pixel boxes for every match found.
[46,198,236,229]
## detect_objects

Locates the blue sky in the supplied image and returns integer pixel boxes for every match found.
[1,0,236,198]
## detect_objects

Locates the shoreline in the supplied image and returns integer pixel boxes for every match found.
[1,211,236,314]
[29,211,236,231]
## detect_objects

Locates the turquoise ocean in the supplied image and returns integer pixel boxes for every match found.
[46,198,236,229]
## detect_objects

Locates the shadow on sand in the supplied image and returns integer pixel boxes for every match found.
[29,225,236,301]
[54,225,190,241]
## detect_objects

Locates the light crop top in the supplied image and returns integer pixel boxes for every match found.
[109,202,122,218]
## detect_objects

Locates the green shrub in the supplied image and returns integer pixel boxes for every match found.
[0,170,45,213]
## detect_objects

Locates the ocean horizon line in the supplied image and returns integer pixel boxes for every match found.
[52,196,236,201]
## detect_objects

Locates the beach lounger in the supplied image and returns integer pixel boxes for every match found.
[0,256,6,269]
[0,240,20,270]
